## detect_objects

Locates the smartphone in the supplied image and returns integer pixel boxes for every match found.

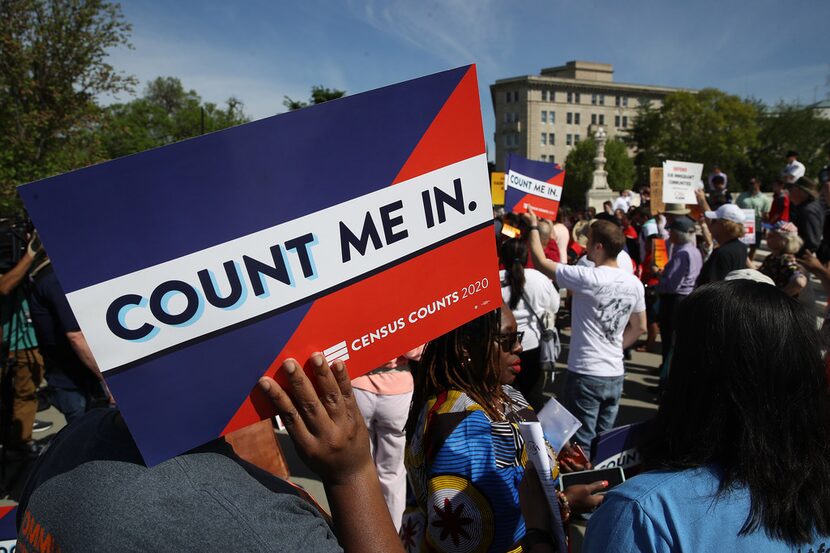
[557,443,589,467]
[558,467,625,493]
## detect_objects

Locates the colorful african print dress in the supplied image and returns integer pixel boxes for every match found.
[401,385,559,553]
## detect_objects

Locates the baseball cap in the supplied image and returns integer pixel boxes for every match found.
[667,216,695,233]
[704,203,745,223]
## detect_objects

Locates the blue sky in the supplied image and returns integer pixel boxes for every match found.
[107,0,829,160]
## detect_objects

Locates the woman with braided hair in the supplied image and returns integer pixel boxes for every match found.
[499,237,560,410]
[400,307,604,553]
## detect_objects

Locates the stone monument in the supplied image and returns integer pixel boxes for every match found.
[585,126,616,212]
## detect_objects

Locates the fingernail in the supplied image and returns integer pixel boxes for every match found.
[333,360,345,372]
[312,354,324,368]
[283,360,296,374]
[602,480,609,487]
[258,378,271,392]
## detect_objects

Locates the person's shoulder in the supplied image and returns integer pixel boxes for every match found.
[525,268,554,287]
[604,467,720,508]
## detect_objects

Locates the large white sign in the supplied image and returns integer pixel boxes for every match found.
[662,160,703,204]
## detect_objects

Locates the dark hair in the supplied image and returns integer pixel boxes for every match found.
[499,238,527,310]
[711,175,725,186]
[406,309,506,440]
[786,150,798,158]
[589,219,625,257]
[642,281,830,544]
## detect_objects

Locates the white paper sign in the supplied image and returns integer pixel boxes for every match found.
[662,160,704,204]
[537,397,582,452]
[741,208,756,245]
[518,422,560,531]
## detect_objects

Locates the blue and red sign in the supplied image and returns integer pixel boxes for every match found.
[504,153,565,220]
[20,65,502,466]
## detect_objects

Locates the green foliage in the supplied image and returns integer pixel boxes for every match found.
[744,103,830,186]
[563,138,636,206]
[100,77,248,159]
[283,85,346,111]
[0,0,135,213]
[626,88,760,190]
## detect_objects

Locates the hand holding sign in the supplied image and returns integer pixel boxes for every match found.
[258,354,404,553]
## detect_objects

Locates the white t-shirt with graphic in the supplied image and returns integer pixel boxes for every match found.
[556,264,645,377]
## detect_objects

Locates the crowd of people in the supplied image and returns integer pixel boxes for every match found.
[4,148,830,552]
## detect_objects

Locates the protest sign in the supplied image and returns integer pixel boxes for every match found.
[0,506,16,552]
[20,65,501,465]
[591,421,652,477]
[537,397,581,452]
[649,167,665,216]
[504,154,565,220]
[741,208,756,245]
[662,160,703,204]
[490,172,505,205]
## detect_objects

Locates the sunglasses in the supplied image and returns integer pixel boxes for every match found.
[496,331,524,350]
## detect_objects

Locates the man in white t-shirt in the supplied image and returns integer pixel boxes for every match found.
[782,150,806,183]
[525,210,647,449]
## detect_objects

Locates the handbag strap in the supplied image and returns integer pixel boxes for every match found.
[521,291,547,330]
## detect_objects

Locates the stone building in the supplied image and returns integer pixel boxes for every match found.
[490,61,695,171]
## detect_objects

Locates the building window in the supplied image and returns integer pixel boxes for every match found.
[574,113,581,125]
[506,91,511,103]
[541,133,547,145]
[574,134,581,144]
[599,94,605,106]
[541,154,547,162]
[623,96,628,107]
[599,114,605,125]
[541,111,547,124]
[615,115,621,127]
[549,133,555,145]
[566,134,572,146]
[549,111,555,123]
[591,113,597,125]
[622,116,628,128]
[504,112,510,124]
[550,155,555,164]
[548,90,554,102]
[566,91,573,103]
[615,95,621,107]
[575,92,581,103]
[591,94,597,105]
[566,112,573,124]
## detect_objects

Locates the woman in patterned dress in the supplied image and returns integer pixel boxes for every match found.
[401,307,603,553]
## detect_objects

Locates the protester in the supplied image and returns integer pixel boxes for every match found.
[759,222,807,296]
[612,190,633,213]
[351,347,422,531]
[582,280,830,552]
[551,213,571,265]
[28,258,112,422]
[707,166,728,192]
[0,233,52,456]
[694,200,749,286]
[788,177,825,253]
[767,178,790,224]
[656,216,702,366]
[499,238,560,410]
[17,354,405,553]
[638,185,651,210]
[524,211,646,449]
[574,215,636,274]
[782,150,806,183]
[536,218,562,264]
[707,175,732,210]
[736,177,771,261]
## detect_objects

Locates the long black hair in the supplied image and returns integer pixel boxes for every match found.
[406,309,506,440]
[642,280,830,544]
[499,238,527,310]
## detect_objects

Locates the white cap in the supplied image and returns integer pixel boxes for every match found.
[724,269,775,286]
[704,203,745,224]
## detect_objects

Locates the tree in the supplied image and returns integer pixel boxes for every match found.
[626,88,759,190]
[563,138,636,206]
[0,0,135,212]
[283,85,346,111]
[746,103,830,186]
[100,77,248,159]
